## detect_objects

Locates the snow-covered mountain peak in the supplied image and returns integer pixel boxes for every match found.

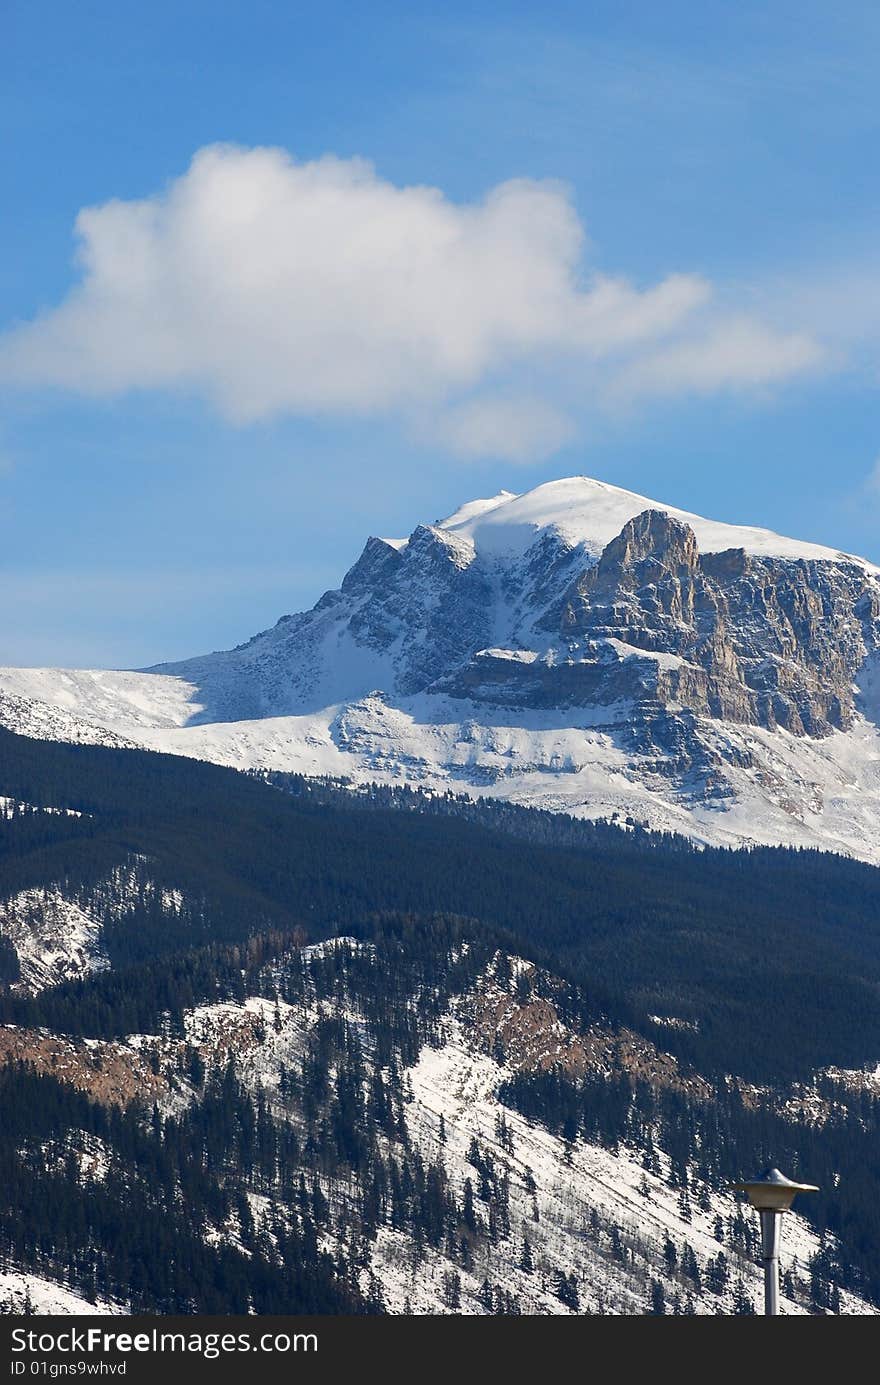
[435,474,878,569]
[4,472,880,862]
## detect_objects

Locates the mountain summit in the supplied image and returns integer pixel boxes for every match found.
[3,474,880,860]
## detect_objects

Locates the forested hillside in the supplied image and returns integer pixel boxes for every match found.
[2,726,880,1312]
[3,727,880,1079]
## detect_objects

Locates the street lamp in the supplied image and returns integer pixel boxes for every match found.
[732,1167,819,1315]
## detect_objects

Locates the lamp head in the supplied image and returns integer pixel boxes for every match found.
[732,1167,819,1213]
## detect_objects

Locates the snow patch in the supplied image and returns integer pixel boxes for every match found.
[0,1269,123,1315]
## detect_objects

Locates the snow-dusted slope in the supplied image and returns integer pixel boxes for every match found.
[0,889,109,994]
[2,474,880,861]
[71,945,880,1313]
[0,939,872,1315]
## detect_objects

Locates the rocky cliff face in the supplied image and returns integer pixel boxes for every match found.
[443,509,880,740]
[346,524,495,695]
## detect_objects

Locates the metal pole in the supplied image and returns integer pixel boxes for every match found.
[760,1210,781,1315]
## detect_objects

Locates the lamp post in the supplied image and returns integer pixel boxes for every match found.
[732,1167,818,1315]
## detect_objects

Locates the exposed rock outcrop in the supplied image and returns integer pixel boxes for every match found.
[446,509,880,740]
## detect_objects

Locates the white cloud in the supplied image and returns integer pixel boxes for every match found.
[0,143,824,453]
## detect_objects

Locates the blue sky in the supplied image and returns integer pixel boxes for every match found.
[2,1,879,666]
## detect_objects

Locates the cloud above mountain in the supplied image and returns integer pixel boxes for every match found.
[0,143,823,459]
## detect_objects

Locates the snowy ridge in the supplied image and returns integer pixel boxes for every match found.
[0,687,140,750]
